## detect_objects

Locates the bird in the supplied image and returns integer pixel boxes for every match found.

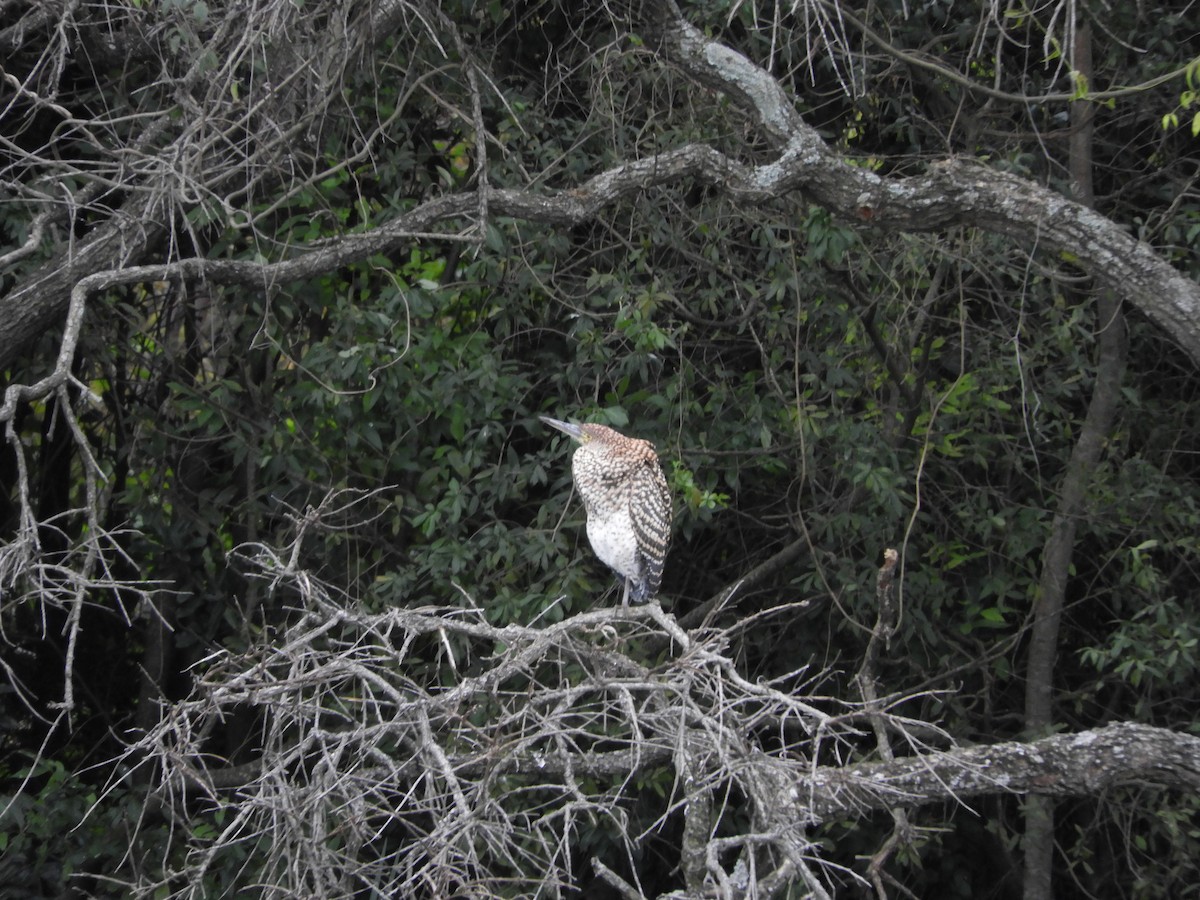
[539,416,672,605]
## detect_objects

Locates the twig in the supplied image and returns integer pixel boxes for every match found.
[854,548,912,899]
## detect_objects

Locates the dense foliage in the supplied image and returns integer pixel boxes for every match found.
[2,0,1199,897]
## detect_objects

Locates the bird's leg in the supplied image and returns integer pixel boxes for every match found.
[621,578,630,607]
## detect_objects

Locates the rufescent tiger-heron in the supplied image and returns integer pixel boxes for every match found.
[539,416,672,605]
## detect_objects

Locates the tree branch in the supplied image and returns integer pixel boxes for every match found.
[633,0,1200,365]
[5,1,1198,380]
[804,722,1200,820]
[126,519,1200,898]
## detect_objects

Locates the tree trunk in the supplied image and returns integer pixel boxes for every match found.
[1022,23,1127,900]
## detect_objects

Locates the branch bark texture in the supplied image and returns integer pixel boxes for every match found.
[805,722,1200,820]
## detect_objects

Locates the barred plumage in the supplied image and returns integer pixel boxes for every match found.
[540,416,672,605]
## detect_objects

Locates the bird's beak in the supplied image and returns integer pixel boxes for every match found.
[539,416,584,441]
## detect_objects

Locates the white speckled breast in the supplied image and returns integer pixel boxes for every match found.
[585,504,643,584]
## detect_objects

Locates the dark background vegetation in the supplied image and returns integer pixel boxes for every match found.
[1,0,1198,897]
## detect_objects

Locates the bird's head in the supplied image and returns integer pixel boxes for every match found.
[539,416,618,445]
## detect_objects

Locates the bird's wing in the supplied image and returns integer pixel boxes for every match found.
[630,461,672,599]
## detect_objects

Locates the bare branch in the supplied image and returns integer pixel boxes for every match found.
[634,0,1200,365]
[805,723,1200,819]
[112,510,1200,899]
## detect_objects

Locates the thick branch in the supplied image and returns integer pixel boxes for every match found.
[7,4,1200,378]
[6,3,1198,378]
[804,722,1200,820]
[0,144,743,376]
[636,0,1200,364]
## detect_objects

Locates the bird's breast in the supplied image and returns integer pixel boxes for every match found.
[584,505,643,582]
